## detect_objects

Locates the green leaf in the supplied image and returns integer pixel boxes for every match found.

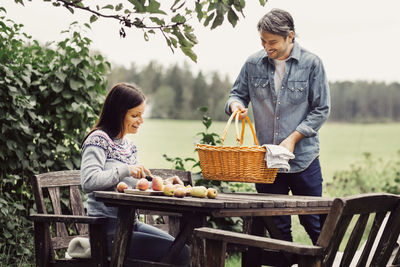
[204,12,215,27]
[102,4,114,10]
[150,17,165,26]
[211,12,224,29]
[90,15,98,23]
[180,46,197,63]
[65,159,73,170]
[3,230,12,239]
[55,71,67,82]
[171,14,186,23]
[51,82,63,93]
[14,203,25,211]
[195,2,203,21]
[147,0,167,15]
[71,58,82,67]
[56,144,68,153]
[227,8,239,27]
[129,0,146,13]
[115,3,123,11]
[69,79,82,91]
[259,0,266,6]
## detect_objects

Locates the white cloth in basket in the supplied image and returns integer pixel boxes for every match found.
[262,145,295,172]
[65,237,91,259]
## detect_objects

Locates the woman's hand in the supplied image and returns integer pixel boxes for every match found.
[164,175,184,185]
[129,164,151,179]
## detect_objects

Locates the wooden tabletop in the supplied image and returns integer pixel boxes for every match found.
[94,191,333,217]
[94,191,333,267]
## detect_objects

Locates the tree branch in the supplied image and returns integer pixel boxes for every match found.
[55,0,186,30]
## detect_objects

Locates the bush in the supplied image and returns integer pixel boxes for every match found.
[0,9,109,266]
[325,151,400,197]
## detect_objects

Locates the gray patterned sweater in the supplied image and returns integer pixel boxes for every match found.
[81,130,138,218]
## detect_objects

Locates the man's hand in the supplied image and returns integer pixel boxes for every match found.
[230,101,248,120]
[279,131,304,153]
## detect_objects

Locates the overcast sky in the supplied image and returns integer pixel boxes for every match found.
[3,0,400,83]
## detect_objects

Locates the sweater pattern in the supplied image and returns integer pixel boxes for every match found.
[82,130,137,164]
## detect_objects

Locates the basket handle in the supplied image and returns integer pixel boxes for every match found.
[221,110,259,146]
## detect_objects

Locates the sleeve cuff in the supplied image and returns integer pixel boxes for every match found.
[296,124,317,138]
[225,97,247,115]
[117,165,130,181]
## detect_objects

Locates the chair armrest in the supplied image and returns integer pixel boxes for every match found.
[30,213,107,224]
[194,227,323,256]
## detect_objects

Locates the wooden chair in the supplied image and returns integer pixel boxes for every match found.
[142,169,194,237]
[194,193,400,267]
[30,170,108,267]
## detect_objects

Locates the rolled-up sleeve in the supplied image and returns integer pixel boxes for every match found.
[296,58,331,138]
[81,146,130,193]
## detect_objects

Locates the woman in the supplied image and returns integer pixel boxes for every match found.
[81,83,190,266]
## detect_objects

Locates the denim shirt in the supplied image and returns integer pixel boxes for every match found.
[225,41,330,173]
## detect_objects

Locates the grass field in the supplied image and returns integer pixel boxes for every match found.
[132,119,400,185]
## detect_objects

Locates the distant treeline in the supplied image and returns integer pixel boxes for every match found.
[108,62,400,122]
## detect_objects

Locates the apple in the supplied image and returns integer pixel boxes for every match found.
[163,184,175,196]
[190,186,207,198]
[207,188,218,199]
[152,176,164,191]
[174,187,186,198]
[136,178,149,191]
[117,182,128,193]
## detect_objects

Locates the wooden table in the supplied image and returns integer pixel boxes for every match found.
[94,191,333,267]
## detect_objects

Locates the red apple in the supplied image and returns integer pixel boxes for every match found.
[117,182,128,193]
[136,178,149,191]
[152,176,164,191]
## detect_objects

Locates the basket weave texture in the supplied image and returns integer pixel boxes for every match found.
[196,110,278,184]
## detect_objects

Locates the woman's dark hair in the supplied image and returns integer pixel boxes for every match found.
[257,8,296,42]
[82,83,145,144]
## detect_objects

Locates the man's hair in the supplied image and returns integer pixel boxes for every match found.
[257,8,295,41]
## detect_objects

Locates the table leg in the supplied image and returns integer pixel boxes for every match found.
[161,213,206,266]
[110,206,136,267]
[242,216,265,267]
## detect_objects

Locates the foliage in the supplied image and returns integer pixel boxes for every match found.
[13,0,267,62]
[108,61,400,123]
[329,81,400,122]
[0,9,109,265]
[108,61,234,121]
[325,151,400,197]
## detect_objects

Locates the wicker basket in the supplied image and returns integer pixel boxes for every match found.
[196,110,278,184]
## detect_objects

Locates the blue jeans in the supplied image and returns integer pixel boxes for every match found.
[255,157,323,245]
[106,218,190,266]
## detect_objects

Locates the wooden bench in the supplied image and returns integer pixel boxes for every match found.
[30,169,192,267]
[30,170,108,267]
[195,193,400,267]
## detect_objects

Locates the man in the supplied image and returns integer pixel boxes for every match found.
[225,8,330,264]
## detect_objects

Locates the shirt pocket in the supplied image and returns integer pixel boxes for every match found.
[250,77,270,100]
[287,81,308,104]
